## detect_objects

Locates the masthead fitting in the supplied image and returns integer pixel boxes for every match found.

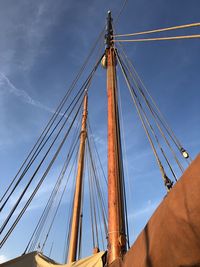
[105,11,113,49]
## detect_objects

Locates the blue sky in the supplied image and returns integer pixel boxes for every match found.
[0,0,200,264]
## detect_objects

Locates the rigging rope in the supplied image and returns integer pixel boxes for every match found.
[0,89,85,235]
[113,34,200,42]
[116,73,130,249]
[88,121,108,186]
[114,22,200,37]
[0,87,82,212]
[49,242,54,258]
[1,49,102,248]
[25,126,80,253]
[77,151,86,260]
[0,100,83,248]
[117,48,184,176]
[117,73,132,248]
[63,150,78,263]
[0,28,105,206]
[87,137,109,251]
[116,43,190,161]
[87,139,108,235]
[135,93,178,181]
[90,158,99,249]
[0,59,102,213]
[88,162,96,249]
[113,72,130,249]
[115,0,128,24]
[87,137,107,214]
[41,150,79,254]
[116,50,173,191]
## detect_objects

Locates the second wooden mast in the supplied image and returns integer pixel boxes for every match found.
[106,11,127,265]
[67,93,88,263]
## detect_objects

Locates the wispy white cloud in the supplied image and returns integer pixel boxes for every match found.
[0,72,54,114]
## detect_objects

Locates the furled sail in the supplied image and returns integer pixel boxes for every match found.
[1,251,106,267]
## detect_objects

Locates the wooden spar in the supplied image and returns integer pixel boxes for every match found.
[106,11,127,265]
[67,93,88,263]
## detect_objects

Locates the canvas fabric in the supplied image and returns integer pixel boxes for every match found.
[111,153,200,267]
[1,251,105,267]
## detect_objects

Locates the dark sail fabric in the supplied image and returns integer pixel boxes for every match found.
[111,153,200,267]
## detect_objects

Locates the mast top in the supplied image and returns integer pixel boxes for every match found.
[105,11,113,49]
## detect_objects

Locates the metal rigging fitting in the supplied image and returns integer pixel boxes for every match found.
[180,147,189,158]
[164,174,173,191]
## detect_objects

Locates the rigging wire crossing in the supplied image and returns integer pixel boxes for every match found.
[115,42,190,162]
[24,131,80,254]
[0,100,83,249]
[116,47,185,175]
[116,50,174,191]
[0,57,103,214]
[0,54,103,249]
[0,29,105,207]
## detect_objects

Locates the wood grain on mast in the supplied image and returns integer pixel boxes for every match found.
[106,11,127,265]
[67,93,88,263]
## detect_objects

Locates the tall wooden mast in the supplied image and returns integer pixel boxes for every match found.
[106,11,127,264]
[67,93,88,263]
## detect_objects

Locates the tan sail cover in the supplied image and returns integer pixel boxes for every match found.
[111,153,200,267]
[1,251,106,267]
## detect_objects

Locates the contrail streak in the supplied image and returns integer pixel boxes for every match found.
[0,72,55,114]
